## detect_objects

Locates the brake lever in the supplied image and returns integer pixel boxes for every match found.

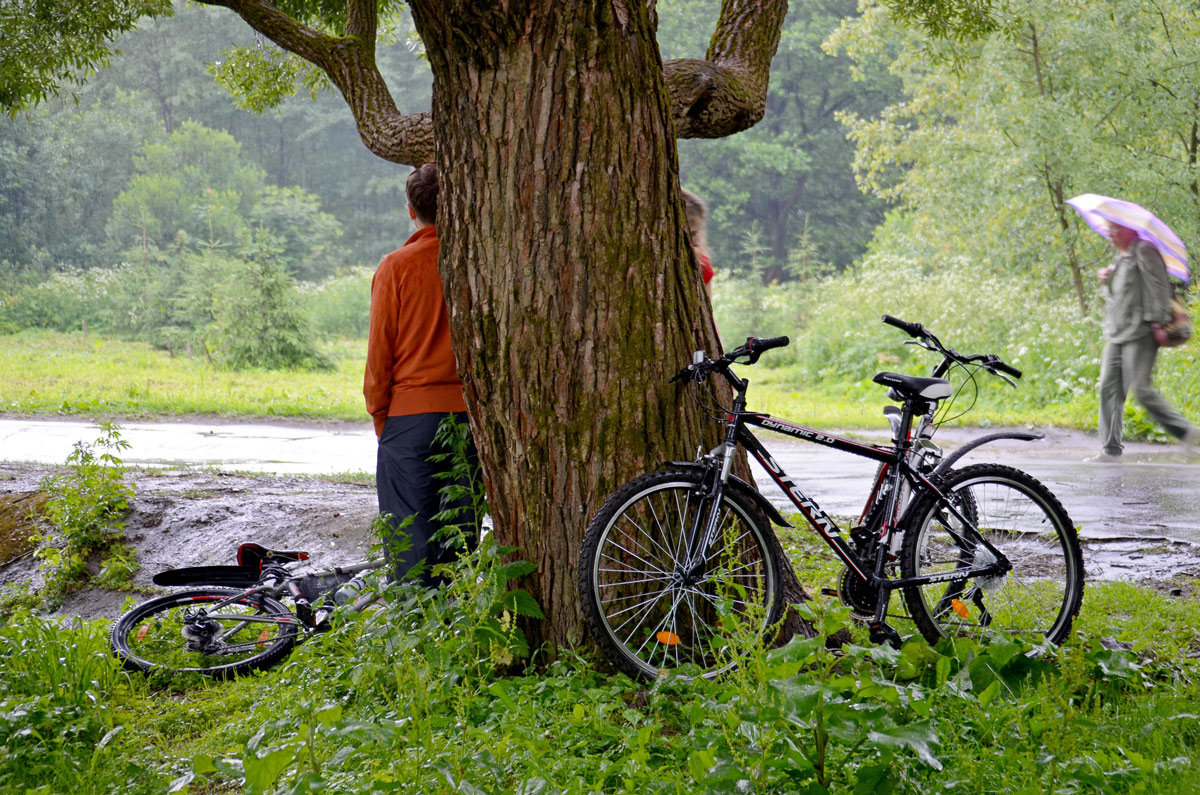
[669,366,694,384]
[992,370,1018,388]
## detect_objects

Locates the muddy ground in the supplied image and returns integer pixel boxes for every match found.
[0,463,377,620]
[2,460,1197,622]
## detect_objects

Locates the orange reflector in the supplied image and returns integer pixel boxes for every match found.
[136,625,149,642]
[257,629,270,647]
[655,631,680,646]
[950,598,970,619]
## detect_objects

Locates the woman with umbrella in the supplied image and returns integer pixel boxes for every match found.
[1067,194,1198,462]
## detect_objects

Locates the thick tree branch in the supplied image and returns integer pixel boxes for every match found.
[195,0,432,164]
[665,0,787,138]
[197,0,785,160]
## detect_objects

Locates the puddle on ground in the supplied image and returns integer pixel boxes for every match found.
[2,461,1196,623]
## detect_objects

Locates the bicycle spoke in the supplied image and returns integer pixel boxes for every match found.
[605,585,675,622]
[600,539,671,578]
[614,512,677,569]
[634,589,688,658]
[903,467,1081,647]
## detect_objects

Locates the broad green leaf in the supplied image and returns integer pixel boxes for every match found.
[243,745,297,794]
[501,589,545,619]
[867,723,942,770]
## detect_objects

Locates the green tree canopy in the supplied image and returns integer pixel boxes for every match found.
[106,119,343,279]
[0,0,172,112]
[831,0,1200,312]
[0,91,161,271]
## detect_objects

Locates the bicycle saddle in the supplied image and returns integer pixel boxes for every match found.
[872,372,953,401]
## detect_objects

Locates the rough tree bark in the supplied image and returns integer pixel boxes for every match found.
[196,0,813,649]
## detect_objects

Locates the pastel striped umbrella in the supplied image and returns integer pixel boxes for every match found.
[1066,193,1189,283]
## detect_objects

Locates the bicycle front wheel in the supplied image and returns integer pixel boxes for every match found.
[901,464,1083,646]
[110,587,298,677]
[578,468,782,682]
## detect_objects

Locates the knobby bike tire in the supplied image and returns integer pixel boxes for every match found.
[578,468,782,682]
[900,463,1083,646]
[110,587,299,678]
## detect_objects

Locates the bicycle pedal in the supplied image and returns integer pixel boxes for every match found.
[869,622,903,650]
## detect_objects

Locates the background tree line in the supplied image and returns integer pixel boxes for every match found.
[1,0,893,291]
[4,0,1200,400]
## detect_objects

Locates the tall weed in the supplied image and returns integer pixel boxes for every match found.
[0,612,151,793]
[33,423,137,607]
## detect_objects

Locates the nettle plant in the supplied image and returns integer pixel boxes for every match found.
[33,423,138,606]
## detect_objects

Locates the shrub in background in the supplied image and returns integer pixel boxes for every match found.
[301,266,373,338]
[713,253,1105,412]
[212,233,333,371]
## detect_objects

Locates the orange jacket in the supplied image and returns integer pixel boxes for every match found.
[363,225,466,436]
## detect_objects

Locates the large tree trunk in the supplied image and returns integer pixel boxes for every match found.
[409,1,734,649]
[196,0,809,652]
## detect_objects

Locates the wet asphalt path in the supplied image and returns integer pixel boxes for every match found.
[2,418,1198,553]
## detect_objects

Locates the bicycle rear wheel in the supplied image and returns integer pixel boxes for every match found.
[901,464,1083,646]
[110,587,298,677]
[578,468,782,681]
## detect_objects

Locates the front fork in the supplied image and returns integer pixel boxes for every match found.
[683,399,745,580]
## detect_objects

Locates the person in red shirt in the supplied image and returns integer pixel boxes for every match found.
[682,189,715,295]
[364,164,479,585]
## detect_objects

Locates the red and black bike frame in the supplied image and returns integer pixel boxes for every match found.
[692,370,1012,630]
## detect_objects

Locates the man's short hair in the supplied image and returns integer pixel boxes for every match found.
[406,164,439,225]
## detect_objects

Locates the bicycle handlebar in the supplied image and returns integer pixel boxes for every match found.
[881,314,928,339]
[882,315,1021,382]
[990,359,1022,379]
[747,336,790,358]
[671,335,791,384]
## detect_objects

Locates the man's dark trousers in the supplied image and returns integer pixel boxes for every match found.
[376,411,479,586]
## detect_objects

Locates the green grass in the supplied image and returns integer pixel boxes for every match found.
[0,330,1100,429]
[747,364,1099,430]
[2,552,1197,794]
[0,331,367,421]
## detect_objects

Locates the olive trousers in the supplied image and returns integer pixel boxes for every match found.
[1098,333,1190,456]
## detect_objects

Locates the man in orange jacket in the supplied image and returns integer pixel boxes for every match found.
[363,164,479,585]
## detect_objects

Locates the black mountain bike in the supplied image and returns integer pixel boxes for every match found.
[110,543,384,678]
[578,315,1083,681]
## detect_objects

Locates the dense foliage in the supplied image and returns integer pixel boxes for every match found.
[663,0,901,281]
[0,0,172,112]
[1,557,1197,792]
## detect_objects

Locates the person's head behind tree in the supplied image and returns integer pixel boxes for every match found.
[407,164,438,226]
[680,189,709,258]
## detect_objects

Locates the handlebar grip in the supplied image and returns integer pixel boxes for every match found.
[748,336,790,354]
[881,314,927,338]
[992,360,1022,379]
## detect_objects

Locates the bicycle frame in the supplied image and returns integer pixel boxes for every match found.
[191,558,383,640]
[690,372,1012,630]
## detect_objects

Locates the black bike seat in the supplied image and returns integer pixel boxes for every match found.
[872,372,953,401]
